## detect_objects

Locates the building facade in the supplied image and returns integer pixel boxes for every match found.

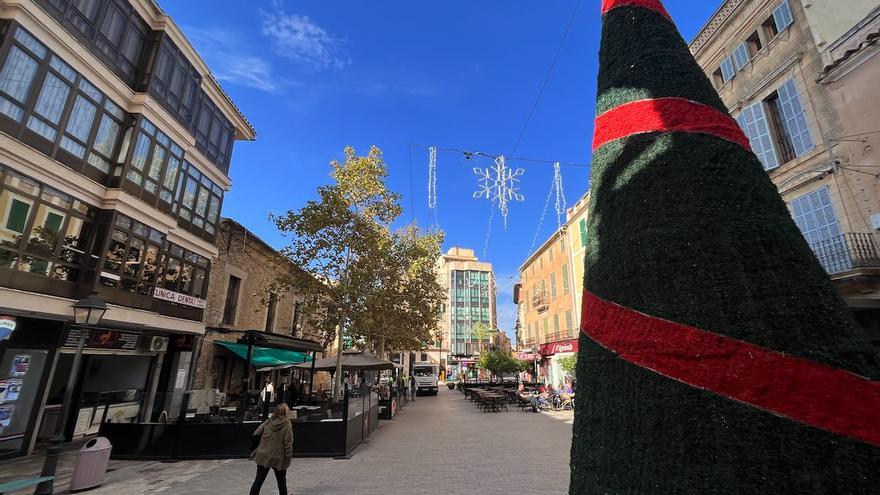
[691,0,880,350]
[515,191,590,385]
[191,218,326,405]
[0,0,253,458]
[433,247,496,379]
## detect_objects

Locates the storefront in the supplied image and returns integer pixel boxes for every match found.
[0,315,62,458]
[539,339,579,387]
[0,307,201,459]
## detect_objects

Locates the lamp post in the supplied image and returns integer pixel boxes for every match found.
[36,292,107,494]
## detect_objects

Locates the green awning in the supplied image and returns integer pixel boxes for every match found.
[215,341,312,367]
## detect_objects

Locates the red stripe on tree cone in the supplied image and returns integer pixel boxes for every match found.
[601,0,672,21]
[592,97,752,152]
[580,289,880,447]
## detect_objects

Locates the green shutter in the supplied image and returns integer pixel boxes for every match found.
[562,264,570,293]
[7,199,31,233]
[44,211,64,233]
[579,218,588,247]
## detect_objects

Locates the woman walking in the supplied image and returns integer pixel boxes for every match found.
[249,403,293,495]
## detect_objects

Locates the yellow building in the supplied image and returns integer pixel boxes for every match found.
[691,0,880,349]
[516,191,590,384]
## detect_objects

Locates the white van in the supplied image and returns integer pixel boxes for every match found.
[412,363,439,396]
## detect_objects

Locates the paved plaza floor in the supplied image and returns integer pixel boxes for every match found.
[1,387,573,494]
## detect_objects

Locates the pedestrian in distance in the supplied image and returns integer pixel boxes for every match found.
[409,374,417,402]
[249,403,293,495]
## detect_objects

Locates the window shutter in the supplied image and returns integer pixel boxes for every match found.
[720,56,736,82]
[7,199,31,232]
[789,186,849,272]
[776,79,815,157]
[773,0,794,32]
[550,272,557,298]
[579,218,588,247]
[736,103,780,171]
[733,42,750,71]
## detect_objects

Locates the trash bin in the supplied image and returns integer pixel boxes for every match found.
[69,437,112,491]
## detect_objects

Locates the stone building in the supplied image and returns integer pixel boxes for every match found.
[690,0,880,349]
[191,218,326,401]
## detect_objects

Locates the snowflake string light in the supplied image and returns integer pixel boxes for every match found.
[553,161,568,230]
[427,146,438,210]
[473,155,525,229]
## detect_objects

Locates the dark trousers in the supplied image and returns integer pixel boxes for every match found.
[249,465,287,495]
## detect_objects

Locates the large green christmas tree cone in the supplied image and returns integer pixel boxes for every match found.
[571,1,880,493]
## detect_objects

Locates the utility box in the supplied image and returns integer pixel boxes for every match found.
[69,437,112,491]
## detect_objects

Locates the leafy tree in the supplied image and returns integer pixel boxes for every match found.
[272,146,444,400]
[559,354,577,374]
[478,349,529,381]
[471,322,497,356]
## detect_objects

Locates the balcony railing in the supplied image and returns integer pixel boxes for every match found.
[810,232,880,274]
[545,330,575,343]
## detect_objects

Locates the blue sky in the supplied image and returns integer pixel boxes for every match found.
[161,0,722,339]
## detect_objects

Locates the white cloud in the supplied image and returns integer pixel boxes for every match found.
[184,26,289,93]
[260,3,351,70]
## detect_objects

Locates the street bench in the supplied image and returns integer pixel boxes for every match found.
[0,476,54,494]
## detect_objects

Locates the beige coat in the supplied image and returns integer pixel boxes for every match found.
[251,417,293,470]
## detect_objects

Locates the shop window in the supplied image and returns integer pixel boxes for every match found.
[0,165,97,280]
[99,213,165,295]
[0,27,128,178]
[156,241,210,300]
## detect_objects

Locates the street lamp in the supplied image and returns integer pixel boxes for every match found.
[36,292,107,494]
[72,291,108,325]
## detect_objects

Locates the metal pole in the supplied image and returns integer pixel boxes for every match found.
[308,351,316,402]
[239,339,254,420]
[36,328,87,495]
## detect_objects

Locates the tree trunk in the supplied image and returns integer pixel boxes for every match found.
[332,322,344,402]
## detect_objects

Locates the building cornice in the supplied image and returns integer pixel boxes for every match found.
[690,0,748,55]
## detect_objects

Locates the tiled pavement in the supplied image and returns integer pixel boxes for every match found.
[2,387,573,494]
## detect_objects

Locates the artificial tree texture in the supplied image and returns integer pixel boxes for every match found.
[571,2,880,494]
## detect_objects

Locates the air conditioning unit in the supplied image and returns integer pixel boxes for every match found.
[149,336,168,352]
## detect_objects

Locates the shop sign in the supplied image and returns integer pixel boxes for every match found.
[0,316,16,341]
[539,339,579,356]
[64,328,141,351]
[516,351,539,361]
[153,287,207,309]
[171,334,194,351]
